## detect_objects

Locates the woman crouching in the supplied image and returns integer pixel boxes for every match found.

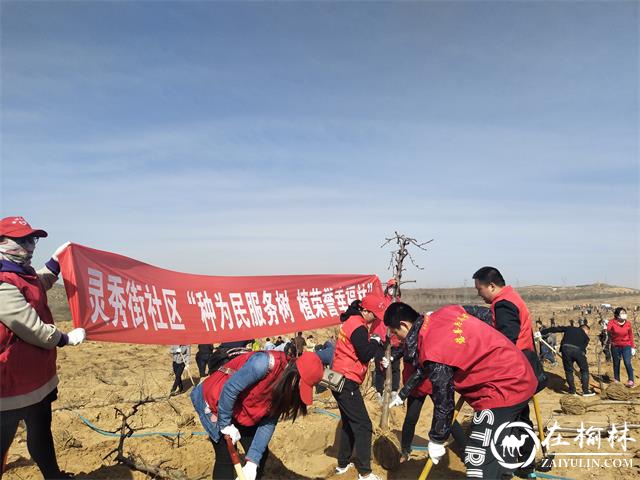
[191,350,323,479]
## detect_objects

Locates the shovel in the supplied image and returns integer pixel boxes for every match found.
[224,435,246,480]
[418,397,465,480]
[532,394,554,472]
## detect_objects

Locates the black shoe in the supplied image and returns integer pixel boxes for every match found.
[583,390,596,397]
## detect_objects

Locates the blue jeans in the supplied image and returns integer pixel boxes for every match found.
[611,346,634,382]
[190,383,220,441]
[539,343,556,364]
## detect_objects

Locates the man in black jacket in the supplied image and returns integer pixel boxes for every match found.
[540,322,595,396]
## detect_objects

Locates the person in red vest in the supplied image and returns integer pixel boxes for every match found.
[472,266,534,351]
[390,308,471,463]
[473,267,545,474]
[191,350,323,480]
[331,294,387,480]
[607,307,636,387]
[0,216,86,479]
[384,302,537,479]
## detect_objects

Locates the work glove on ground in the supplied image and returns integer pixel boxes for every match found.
[221,425,241,445]
[52,241,71,262]
[239,461,257,480]
[632,348,637,356]
[428,441,446,465]
[66,328,86,346]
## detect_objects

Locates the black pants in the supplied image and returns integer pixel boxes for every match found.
[333,379,373,475]
[374,357,401,394]
[464,400,534,479]
[561,344,590,394]
[401,395,467,457]
[211,424,269,479]
[196,352,210,377]
[401,395,425,454]
[172,362,185,392]
[0,392,61,479]
[599,333,611,362]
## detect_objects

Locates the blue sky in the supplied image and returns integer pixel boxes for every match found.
[1,1,638,288]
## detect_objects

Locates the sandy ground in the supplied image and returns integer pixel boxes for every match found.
[4,293,640,480]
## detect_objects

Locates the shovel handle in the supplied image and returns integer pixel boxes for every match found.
[224,435,246,480]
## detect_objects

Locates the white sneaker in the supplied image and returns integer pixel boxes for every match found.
[358,473,382,480]
[335,463,354,475]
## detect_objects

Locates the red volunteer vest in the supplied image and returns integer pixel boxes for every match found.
[332,315,369,384]
[202,351,288,427]
[0,270,58,400]
[418,305,536,410]
[490,286,534,351]
[402,361,432,398]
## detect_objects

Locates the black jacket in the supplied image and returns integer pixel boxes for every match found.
[541,326,589,353]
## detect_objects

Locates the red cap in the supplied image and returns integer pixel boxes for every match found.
[361,294,389,321]
[296,352,323,405]
[0,216,48,238]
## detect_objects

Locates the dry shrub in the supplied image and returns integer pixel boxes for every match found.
[605,383,632,401]
[559,395,586,415]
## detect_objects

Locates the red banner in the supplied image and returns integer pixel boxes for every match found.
[59,244,382,345]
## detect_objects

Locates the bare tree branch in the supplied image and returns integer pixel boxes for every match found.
[104,399,189,480]
[379,231,432,429]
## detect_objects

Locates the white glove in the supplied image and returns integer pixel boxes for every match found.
[533,331,542,340]
[52,241,71,262]
[221,424,241,445]
[66,328,86,346]
[632,348,637,356]
[370,334,382,344]
[239,461,257,480]
[428,441,446,465]
[389,392,404,409]
[381,356,390,369]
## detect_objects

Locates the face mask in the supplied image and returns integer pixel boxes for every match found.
[619,314,628,321]
[0,237,35,266]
